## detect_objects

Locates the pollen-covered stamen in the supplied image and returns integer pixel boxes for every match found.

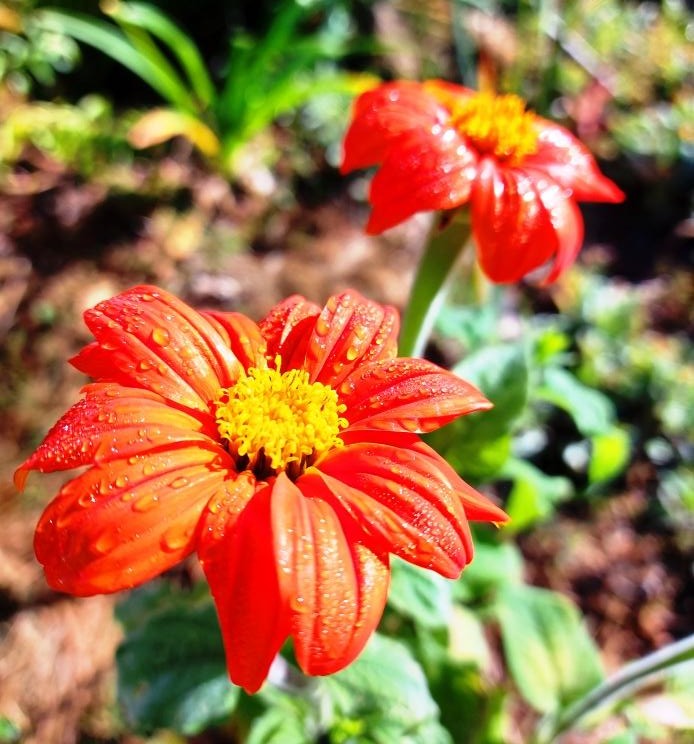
[215,356,347,477]
[450,91,538,164]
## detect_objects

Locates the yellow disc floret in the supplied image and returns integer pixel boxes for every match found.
[450,91,538,164]
[215,356,347,477]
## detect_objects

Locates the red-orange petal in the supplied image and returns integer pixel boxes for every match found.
[200,310,268,371]
[340,81,448,173]
[303,290,399,387]
[339,358,491,433]
[526,120,625,203]
[14,383,217,489]
[271,473,389,676]
[365,127,478,234]
[258,294,321,369]
[34,445,230,595]
[197,475,290,694]
[70,286,239,411]
[310,439,474,578]
[471,159,559,283]
[396,434,509,523]
[529,168,585,284]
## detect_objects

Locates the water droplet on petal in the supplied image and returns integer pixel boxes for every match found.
[291,595,308,613]
[132,492,159,512]
[169,476,189,489]
[161,523,192,552]
[78,492,97,508]
[152,327,171,347]
[315,317,330,337]
[115,474,129,488]
[94,529,119,554]
[138,359,153,371]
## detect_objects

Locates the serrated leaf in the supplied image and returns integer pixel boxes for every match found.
[323,633,442,740]
[117,585,238,735]
[538,366,614,436]
[494,585,604,714]
[388,558,453,629]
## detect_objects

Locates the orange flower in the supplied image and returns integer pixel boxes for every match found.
[341,81,624,283]
[16,286,507,693]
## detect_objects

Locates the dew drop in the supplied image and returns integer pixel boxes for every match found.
[94,529,119,554]
[161,524,192,552]
[152,327,171,347]
[290,595,309,613]
[345,346,359,361]
[115,474,129,488]
[169,476,189,489]
[140,292,156,302]
[132,492,159,512]
[138,359,153,371]
[315,317,330,337]
[78,492,97,508]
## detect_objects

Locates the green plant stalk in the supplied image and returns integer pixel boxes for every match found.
[399,211,474,358]
[534,633,694,743]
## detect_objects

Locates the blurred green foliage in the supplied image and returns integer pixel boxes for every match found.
[24,0,373,173]
[0,0,79,93]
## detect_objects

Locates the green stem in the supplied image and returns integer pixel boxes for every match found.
[399,211,474,358]
[535,634,694,743]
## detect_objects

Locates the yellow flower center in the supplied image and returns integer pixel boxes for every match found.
[215,357,347,478]
[450,92,538,164]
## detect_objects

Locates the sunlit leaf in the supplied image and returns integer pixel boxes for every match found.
[128,108,220,156]
[456,539,524,602]
[537,366,615,436]
[494,584,604,714]
[501,458,572,532]
[323,633,445,742]
[452,342,529,440]
[388,558,453,629]
[588,426,631,484]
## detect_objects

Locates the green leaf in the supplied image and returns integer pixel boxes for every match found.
[538,366,615,437]
[117,584,239,735]
[323,633,444,741]
[456,540,524,603]
[246,705,312,744]
[388,558,453,629]
[427,341,528,481]
[588,426,631,484]
[494,585,604,714]
[0,718,20,744]
[452,342,529,441]
[501,458,573,532]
